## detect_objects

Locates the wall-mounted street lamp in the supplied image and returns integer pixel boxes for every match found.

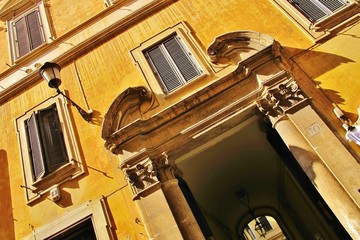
[39,62,93,122]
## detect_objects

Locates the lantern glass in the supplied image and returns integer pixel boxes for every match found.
[39,62,62,89]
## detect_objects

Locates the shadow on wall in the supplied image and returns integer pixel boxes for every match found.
[0,150,15,240]
[285,46,354,114]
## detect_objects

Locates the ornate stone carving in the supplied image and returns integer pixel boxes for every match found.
[101,86,153,140]
[123,158,159,197]
[122,152,178,197]
[150,152,177,182]
[256,79,306,118]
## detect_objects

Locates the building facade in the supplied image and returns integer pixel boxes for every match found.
[0,0,359,239]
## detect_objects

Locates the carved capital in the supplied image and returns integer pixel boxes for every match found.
[150,152,177,182]
[256,79,306,118]
[122,158,160,197]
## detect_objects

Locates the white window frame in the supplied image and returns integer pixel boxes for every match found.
[6,1,51,63]
[131,22,209,95]
[24,197,114,240]
[16,94,84,203]
[272,0,359,40]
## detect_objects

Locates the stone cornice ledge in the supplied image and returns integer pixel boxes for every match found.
[0,0,175,104]
[103,45,278,154]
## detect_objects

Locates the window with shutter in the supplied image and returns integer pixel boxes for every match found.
[25,104,68,181]
[12,9,45,59]
[145,34,202,93]
[16,96,84,203]
[6,2,50,62]
[272,0,357,40]
[288,0,346,23]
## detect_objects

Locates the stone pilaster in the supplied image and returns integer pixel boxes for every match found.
[256,80,360,239]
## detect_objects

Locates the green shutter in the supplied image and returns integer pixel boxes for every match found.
[26,112,45,180]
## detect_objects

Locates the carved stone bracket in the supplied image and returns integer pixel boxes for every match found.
[256,79,307,119]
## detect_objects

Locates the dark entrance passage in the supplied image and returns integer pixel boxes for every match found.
[176,116,351,239]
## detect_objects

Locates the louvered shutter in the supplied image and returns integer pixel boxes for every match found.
[319,0,345,12]
[26,112,45,180]
[14,17,31,58]
[164,36,200,82]
[288,0,327,23]
[27,10,44,50]
[147,46,182,92]
[37,105,68,173]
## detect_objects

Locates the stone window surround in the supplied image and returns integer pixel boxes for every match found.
[16,94,84,204]
[5,0,52,64]
[24,197,113,240]
[271,0,360,41]
[130,22,210,97]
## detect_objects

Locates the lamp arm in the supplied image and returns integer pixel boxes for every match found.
[56,89,93,122]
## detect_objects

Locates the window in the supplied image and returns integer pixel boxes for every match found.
[26,104,68,181]
[272,0,359,40]
[131,22,208,95]
[16,95,84,203]
[144,34,202,93]
[4,1,52,62]
[288,0,346,23]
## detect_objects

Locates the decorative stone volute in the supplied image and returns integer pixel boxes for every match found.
[101,86,153,141]
[207,31,274,65]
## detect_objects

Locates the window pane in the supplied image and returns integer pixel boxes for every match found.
[26,112,45,180]
[164,36,200,82]
[147,46,182,92]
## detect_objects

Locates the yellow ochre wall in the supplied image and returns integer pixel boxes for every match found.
[0,0,359,239]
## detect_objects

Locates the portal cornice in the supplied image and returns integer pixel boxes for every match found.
[102,43,292,156]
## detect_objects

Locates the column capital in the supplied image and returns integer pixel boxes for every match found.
[256,79,307,121]
[150,152,178,182]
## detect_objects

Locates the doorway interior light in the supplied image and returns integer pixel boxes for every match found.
[39,62,93,122]
[236,188,267,238]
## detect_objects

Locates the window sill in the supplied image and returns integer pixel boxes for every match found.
[26,160,84,205]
